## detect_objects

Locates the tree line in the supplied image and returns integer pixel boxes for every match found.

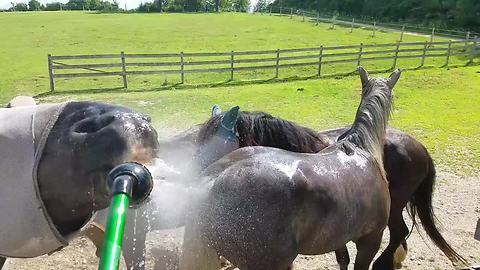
[3,0,250,12]
[265,0,479,31]
[5,0,120,11]
[137,0,250,12]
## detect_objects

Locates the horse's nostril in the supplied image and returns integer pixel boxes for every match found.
[74,115,116,134]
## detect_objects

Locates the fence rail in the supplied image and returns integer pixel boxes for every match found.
[47,39,480,92]
[262,6,480,41]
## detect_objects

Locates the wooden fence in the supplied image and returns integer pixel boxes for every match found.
[263,6,480,41]
[47,39,479,92]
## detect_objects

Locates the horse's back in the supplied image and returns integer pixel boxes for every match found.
[199,146,389,265]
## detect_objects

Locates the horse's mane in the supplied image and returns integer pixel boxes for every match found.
[342,78,393,169]
[197,111,330,153]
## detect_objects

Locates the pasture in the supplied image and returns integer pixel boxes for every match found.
[1,10,479,270]
[0,11,458,100]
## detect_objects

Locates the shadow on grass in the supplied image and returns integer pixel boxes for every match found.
[34,63,477,98]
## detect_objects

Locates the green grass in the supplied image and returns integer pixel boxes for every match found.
[1,12,478,175]
[38,66,480,176]
[0,11,455,102]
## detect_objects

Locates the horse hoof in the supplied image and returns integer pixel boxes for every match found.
[393,242,408,268]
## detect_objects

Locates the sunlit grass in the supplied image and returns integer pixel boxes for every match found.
[0,11,452,102]
[38,66,480,176]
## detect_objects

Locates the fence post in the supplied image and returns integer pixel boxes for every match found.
[275,49,280,78]
[400,24,405,42]
[269,6,271,15]
[318,45,324,77]
[120,51,128,89]
[469,39,478,65]
[372,21,376,37]
[302,10,305,22]
[465,31,470,47]
[430,24,435,43]
[279,6,282,14]
[230,51,234,81]
[350,18,354,33]
[420,41,428,67]
[357,43,363,67]
[331,16,335,29]
[316,12,319,25]
[180,51,185,84]
[445,40,452,67]
[47,54,55,92]
[392,41,400,69]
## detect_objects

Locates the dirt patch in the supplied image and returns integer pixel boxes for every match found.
[4,169,479,270]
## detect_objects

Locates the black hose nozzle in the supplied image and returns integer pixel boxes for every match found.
[106,162,153,206]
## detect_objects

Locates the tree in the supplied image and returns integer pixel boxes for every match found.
[232,0,249,12]
[9,2,29,11]
[28,0,43,10]
[267,0,479,30]
[254,0,267,12]
[65,0,85,10]
[44,2,65,10]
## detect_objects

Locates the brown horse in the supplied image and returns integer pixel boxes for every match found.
[180,67,399,270]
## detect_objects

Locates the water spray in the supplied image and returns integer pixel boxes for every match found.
[98,162,153,270]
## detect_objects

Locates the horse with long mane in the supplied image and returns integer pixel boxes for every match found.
[179,67,399,270]
[0,101,159,269]
[193,93,466,269]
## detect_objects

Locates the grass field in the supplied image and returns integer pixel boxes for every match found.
[0,11,459,101]
[1,11,479,175]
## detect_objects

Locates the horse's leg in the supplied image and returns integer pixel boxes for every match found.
[353,230,384,270]
[372,208,409,270]
[0,256,6,269]
[179,220,221,270]
[335,246,350,270]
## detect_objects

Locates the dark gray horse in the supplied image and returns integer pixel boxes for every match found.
[0,101,159,269]
[179,67,399,270]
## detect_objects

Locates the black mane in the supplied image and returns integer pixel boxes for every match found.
[198,111,330,153]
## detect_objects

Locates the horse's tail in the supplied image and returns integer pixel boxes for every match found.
[407,153,468,266]
[343,67,400,167]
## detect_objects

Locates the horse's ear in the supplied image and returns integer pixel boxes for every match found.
[221,106,240,131]
[358,66,369,88]
[387,69,402,89]
[211,104,222,117]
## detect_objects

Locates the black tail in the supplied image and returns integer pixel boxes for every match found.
[407,152,468,266]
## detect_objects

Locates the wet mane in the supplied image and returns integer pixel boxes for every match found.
[198,111,330,153]
[342,77,394,168]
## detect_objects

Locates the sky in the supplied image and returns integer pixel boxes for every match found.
[0,0,259,10]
